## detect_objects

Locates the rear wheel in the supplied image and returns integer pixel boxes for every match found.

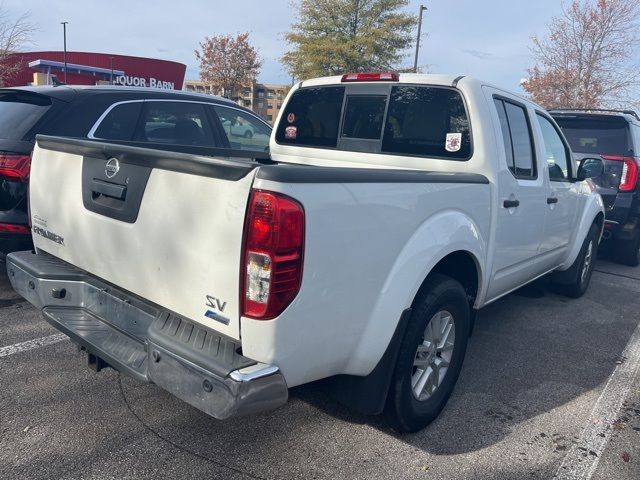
[385,273,470,433]
[614,233,640,267]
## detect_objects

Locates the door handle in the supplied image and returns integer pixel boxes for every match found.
[91,179,127,200]
[503,199,520,208]
[547,197,558,204]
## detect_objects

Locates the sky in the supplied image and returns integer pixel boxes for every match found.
[1,0,568,93]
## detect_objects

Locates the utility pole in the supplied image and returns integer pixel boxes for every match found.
[110,57,114,85]
[413,5,427,73]
[61,21,68,83]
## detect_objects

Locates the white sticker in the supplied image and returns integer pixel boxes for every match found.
[445,133,462,152]
[285,126,297,139]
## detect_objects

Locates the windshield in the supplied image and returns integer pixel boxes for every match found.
[0,91,52,141]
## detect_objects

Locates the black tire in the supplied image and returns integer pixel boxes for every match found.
[550,223,599,298]
[385,273,470,433]
[244,130,253,139]
[613,233,640,267]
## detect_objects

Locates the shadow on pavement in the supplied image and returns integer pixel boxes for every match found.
[279,262,640,456]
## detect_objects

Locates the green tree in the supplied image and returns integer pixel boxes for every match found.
[282,0,417,80]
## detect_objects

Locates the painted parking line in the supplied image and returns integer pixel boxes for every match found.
[0,334,67,358]
[555,319,640,479]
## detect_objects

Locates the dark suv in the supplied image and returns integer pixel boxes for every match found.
[0,86,272,255]
[551,109,640,266]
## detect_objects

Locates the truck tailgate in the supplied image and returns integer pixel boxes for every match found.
[28,136,259,340]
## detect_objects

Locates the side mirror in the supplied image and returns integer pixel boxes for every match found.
[577,157,604,180]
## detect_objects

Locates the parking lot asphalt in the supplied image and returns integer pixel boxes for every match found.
[1,256,639,480]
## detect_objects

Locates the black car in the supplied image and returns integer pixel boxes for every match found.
[550,109,640,266]
[0,85,272,255]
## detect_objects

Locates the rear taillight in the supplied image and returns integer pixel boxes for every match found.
[0,223,30,234]
[0,154,31,182]
[601,155,638,192]
[341,72,399,82]
[242,190,304,319]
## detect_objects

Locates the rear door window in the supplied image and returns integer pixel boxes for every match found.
[493,98,536,178]
[381,86,471,159]
[0,91,52,140]
[213,105,271,152]
[135,101,216,146]
[493,98,515,170]
[275,86,345,147]
[92,102,142,141]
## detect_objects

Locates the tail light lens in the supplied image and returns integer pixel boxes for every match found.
[0,154,31,182]
[0,223,30,234]
[601,155,638,192]
[242,190,304,319]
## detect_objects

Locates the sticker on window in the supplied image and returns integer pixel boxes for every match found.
[445,133,462,152]
[287,113,296,123]
[285,126,297,139]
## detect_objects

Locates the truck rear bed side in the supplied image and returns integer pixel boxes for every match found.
[242,166,490,386]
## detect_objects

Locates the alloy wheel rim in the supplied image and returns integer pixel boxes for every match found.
[581,240,594,284]
[411,310,456,401]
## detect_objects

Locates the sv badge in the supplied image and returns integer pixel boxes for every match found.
[205,295,227,312]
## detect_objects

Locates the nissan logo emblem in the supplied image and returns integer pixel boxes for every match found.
[105,158,120,179]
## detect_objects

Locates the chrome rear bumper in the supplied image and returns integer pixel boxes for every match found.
[6,250,288,420]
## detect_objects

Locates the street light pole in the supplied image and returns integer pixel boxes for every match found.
[61,21,68,83]
[413,5,427,73]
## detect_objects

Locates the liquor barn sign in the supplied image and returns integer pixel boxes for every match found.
[1,51,186,90]
[114,75,175,89]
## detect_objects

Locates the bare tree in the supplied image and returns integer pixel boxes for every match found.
[0,7,35,87]
[522,0,640,109]
[195,33,261,101]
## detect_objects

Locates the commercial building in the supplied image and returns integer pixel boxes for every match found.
[3,51,186,90]
[183,80,289,124]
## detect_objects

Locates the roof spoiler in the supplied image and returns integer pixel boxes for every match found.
[549,108,640,121]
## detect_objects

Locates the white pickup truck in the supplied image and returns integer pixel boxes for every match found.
[8,73,605,432]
